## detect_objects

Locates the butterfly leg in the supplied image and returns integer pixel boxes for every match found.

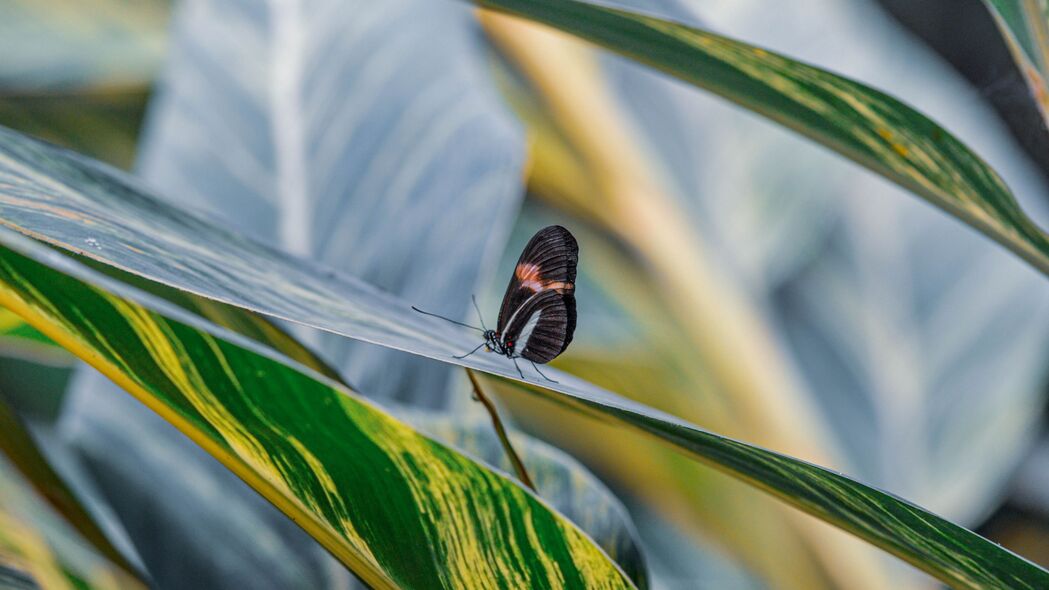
[454,341,486,360]
[530,361,558,384]
[512,357,525,380]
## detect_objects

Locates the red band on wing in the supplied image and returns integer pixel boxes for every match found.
[515,263,574,293]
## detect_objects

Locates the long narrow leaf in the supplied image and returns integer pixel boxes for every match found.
[471,0,1049,276]
[0,232,634,589]
[0,128,1044,588]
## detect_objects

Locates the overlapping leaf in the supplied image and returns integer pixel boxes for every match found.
[0,451,144,590]
[0,128,1045,588]
[0,231,634,590]
[983,0,1049,128]
[405,412,647,587]
[0,396,141,581]
[587,0,1049,524]
[471,0,1049,276]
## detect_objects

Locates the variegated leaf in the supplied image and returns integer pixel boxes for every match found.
[472,0,1049,276]
[0,230,634,589]
[0,128,1044,588]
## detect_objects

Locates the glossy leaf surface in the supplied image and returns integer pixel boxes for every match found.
[0,129,1044,588]
[0,231,633,589]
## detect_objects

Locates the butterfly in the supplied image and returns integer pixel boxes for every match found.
[413,225,578,382]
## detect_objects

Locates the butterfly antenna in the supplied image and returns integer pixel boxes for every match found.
[471,295,488,331]
[412,306,484,333]
[453,341,486,360]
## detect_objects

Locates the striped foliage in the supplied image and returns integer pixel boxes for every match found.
[473,0,1049,277]
[0,129,1045,588]
[0,233,633,590]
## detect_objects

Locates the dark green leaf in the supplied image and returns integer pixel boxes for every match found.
[473,0,1049,276]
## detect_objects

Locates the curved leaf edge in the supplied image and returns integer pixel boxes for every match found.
[0,231,635,590]
[472,0,1049,277]
[0,223,1044,587]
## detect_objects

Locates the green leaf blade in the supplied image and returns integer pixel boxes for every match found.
[474,0,1049,275]
[0,234,633,590]
[0,125,1045,588]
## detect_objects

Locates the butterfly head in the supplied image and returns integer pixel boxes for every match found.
[483,329,501,354]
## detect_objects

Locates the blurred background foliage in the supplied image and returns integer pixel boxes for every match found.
[0,0,1047,588]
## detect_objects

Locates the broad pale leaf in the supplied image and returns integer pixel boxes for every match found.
[0,129,1044,588]
[137,0,524,405]
[0,231,634,590]
[471,0,1049,276]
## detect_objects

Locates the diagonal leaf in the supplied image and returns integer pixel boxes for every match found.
[983,0,1049,129]
[404,411,648,587]
[0,231,634,590]
[59,375,648,589]
[470,0,1049,276]
[60,374,357,590]
[0,129,1044,588]
[0,395,142,582]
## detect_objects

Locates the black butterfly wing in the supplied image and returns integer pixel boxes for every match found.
[503,289,575,363]
[497,225,577,330]
[497,225,578,361]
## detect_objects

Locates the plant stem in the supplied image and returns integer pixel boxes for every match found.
[465,369,536,492]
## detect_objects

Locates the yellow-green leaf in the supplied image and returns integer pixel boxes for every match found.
[0,231,633,590]
[0,126,1045,588]
[472,0,1049,276]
